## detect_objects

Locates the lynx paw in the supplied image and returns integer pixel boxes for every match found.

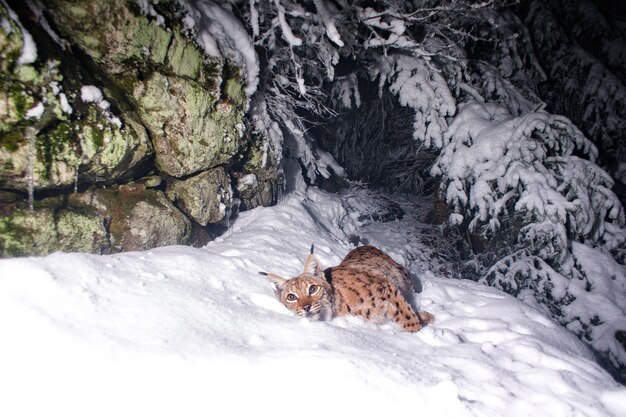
[418,310,435,325]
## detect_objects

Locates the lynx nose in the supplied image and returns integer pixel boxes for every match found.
[303,304,311,312]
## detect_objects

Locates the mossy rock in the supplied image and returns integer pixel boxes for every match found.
[134,71,245,177]
[0,2,27,73]
[166,167,232,226]
[45,0,245,178]
[0,205,110,257]
[72,185,191,251]
[166,30,203,80]
[0,16,66,135]
[45,0,171,73]
[0,104,152,190]
[234,137,283,210]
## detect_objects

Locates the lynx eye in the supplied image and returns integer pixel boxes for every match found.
[308,285,319,295]
[286,293,298,302]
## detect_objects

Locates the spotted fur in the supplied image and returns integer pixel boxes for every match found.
[263,245,434,332]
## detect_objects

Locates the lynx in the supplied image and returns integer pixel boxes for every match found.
[262,245,434,332]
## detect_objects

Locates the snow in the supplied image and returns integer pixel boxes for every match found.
[1,187,624,417]
[136,0,165,26]
[25,102,44,119]
[433,101,626,370]
[80,85,103,103]
[59,92,73,115]
[181,0,260,99]
[237,173,258,190]
[569,242,626,369]
[370,54,456,148]
[1,0,37,65]
[248,0,259,38]
[80,85,122,129]
[312,0,344,47]
[274,0,303,46]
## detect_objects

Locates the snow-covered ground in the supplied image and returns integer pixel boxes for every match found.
[0,187,624,417]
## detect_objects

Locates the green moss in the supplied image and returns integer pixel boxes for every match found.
[0,131,23,152]
[131,17,171,65]
[15,65,39,83]
[5,48,20,69]
[67,4,89,18]
[90,125,105,148]
[48,0,173,72]
[37,121,80,182]
[8,84,32,121]
[0,3,25,72]
[166,31,202,79]
[70,186,190,251]
[12,92,28,120]
[0,208,57,257]
[225,78,245,108]
[0,198,111,257]
[0,217,30,257]
[56,207,109,253]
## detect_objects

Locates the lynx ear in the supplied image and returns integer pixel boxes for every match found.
[303,253,323,277]
[260,272,287,296]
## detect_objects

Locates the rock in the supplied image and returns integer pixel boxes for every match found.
[45,0,172,74]
[134,72,245,177]
[0,184,192,257]
[0,0,279,256]
[46,0,248,178]
[139,175,162,189]
[166,167,233,226]
[0,205,110,257]
[0,104,152,191]
[0,2,39,133]
[234,137,282,210]
[235,172,276,210]
[0,1,154,192]
[73,186,191,252]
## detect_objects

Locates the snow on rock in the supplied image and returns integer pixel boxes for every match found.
[59,92,73,115]
[181,0,260,99]
[136,0,166,26]
[0,189,624,417]
[24,102,44,119]
[1,0,38,65]
[80,85,122,128]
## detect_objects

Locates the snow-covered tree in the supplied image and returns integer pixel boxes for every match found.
[432,100,626,371]
[521,0,626,189]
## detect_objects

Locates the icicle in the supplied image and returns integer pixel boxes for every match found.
[25,126,36,210]
[74,165,79,193]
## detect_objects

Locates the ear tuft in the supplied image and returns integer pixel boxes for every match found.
[265,273,287,296]
[303,253,323,277]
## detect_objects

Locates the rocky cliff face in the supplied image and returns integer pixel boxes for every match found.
[0,0,282,257]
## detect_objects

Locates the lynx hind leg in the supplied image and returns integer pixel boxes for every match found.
[387,289,423,333]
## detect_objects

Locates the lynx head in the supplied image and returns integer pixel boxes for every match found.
[262,250,334,320]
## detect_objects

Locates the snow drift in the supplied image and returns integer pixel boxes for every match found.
[0,188,624,417]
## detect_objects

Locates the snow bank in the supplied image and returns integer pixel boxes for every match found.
[0,189,624,417]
